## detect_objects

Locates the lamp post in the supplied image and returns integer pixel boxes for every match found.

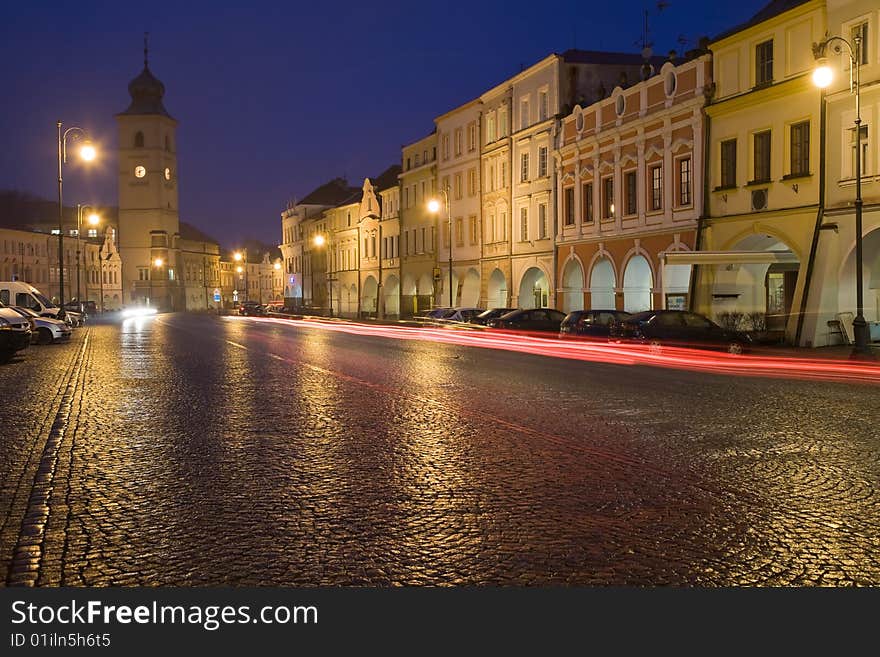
[151,257,164,308]
[57,122,96,319]
[273,260,282,304]
[813,34,873,358]
[428,187,452,307]
[233,250,248,302]
[75,205,100,306]
[313,234,333,316]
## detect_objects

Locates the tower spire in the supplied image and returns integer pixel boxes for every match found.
[144,32,149,68]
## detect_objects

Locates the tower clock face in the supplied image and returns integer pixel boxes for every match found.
[134,166,146,178]
[164,167,171,180]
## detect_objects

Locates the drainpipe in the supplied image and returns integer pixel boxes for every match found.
[688,91,712,313]
[795,88,826,346]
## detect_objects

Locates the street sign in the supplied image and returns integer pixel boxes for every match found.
[233,290,239,303]
[213,288,221,303]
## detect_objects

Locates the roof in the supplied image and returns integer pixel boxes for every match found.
[560,49,666,67]
[372,165,402,192]
[118,65,173,118]
[712,0,811,43]
[179,221,219,245]
[299,178,360,206]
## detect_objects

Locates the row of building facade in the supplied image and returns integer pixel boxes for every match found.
[280,0,880,346]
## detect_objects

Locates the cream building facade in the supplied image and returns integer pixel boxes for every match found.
[690,0,826,343]
[799,0,880,346]
[399,132,438,316]
[435,99,482,308]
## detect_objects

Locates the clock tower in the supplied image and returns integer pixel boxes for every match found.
[116,39,181,310]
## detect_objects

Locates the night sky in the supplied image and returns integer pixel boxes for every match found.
[2,0,767,248]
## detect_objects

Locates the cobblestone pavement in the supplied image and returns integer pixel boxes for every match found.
[1,313,878,586]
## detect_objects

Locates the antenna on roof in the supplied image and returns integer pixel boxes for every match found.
[144,32,149,68]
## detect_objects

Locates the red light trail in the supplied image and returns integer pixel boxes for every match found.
[224,316,880,385]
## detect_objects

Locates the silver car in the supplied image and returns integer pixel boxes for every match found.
[9,306,72,344]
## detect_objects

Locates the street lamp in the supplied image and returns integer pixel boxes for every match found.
[75,205,100,306]
[151,257,164,309]
[57,122,97,319]
[273,260,282,304]
[428,188,453,308]
[813,33,873,358]
[233,250,248,302]
[313,234,333,316]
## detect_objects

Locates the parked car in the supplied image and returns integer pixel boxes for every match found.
[486,308,567,332]
[238,301,266,316]
[64,300,97,317]
[469,308,519,326]
[560,310,631,339]
[0,281,64,321]
[0,304,33,363]
[418,308,455,322]
[8,306,72,344]
[609,309,750,354]
[445,307,484,323]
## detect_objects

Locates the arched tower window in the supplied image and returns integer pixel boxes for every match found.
[165,135,171,152]
[134,131,144,148]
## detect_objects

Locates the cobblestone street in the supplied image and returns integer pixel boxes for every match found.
[1,314,878,586]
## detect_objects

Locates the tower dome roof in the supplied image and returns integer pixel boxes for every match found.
[120,65,172,117]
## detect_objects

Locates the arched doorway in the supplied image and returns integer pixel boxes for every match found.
[589,257,616,310]
[839,227,880,333]
[623,255,653,313]
[460,268,480,307]
[362,276,378,315]
[487,268,507,309]
[716,233,800,333]
[518,267,549,309]
[401,273,417,317]
[561,259,585,313]
[384,274,400,318]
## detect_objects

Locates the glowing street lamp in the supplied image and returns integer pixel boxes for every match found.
[312,234,333,316]
[813,34,873,358]
[75,205,101,307]
[427,189,452,307]
[57,122,97,318]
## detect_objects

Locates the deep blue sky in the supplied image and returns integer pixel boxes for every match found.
[1,0,767,248]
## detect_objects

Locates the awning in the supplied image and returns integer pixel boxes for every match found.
[661,250,799,266]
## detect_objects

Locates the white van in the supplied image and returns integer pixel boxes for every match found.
[0,281,63,319]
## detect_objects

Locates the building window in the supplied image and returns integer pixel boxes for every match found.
[753,131,771,183]
[678,157,692,206]
[467,168,477,196]
[602,177,614,218]
[624,170,637,215]
[520,207,529,241]
[442,134,450,160]
[539,90,548,121]
[455,128,463,156]
[134,131,144,148]
[720,139,737,188]
[455,217,464,247]
[581,182,593,222]
[851,125,869,177]
[486,112,496,143]
[500,161,507,187]
[499,212,507,241]
[538,147,548,177]
[469,215,478,245]
[443,222,450,248]
[520,98,530,130]
[650,165,662,211]
[520,153,529,182]
[454,173,463,200]
[467,122,477,151]
[756,39,773,86]
[499,106,508,137]
[851,21,868,65]
[790,121,810,177]
[538,203,547,239]
[564,187,575,226]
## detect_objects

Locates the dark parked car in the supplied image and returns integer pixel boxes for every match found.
[486,308,567,332]
[469,308,519,325]
[238,301,266,316]
[560,309,631,338]
[609,310,750,354]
